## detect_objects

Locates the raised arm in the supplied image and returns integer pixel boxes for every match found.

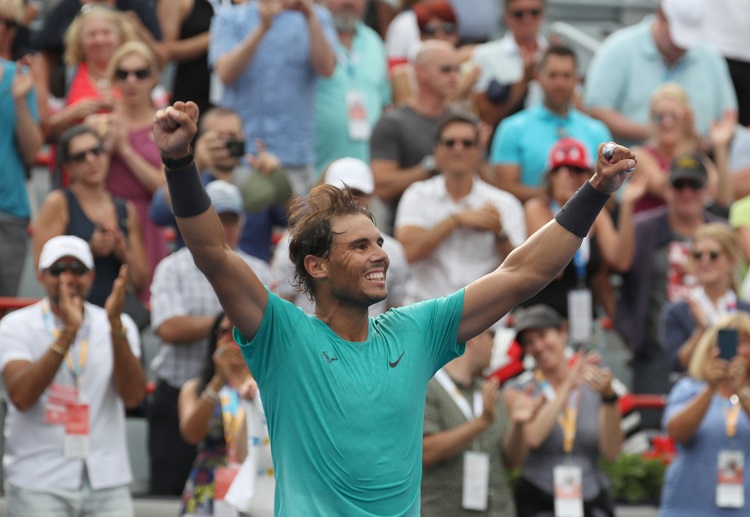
[153,102,268,340]
[458,143,635,342]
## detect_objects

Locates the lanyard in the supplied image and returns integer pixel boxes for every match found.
[723,394,742,439]
[219,386,246,463]
[336,45,358,78]
[434,369,483,422]
[42,299,90,389]
[536,369,580,454]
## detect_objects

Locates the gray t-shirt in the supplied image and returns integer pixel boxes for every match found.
[421,375,515,516]
[370,105,450,233]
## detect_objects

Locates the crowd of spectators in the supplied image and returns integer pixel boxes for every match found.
[3,0,750,513]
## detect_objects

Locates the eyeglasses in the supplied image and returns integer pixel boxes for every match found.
[0,17,18,30]
[68,145,105,164]
[215,325,233,339]
[114,68,152,81]
[421,22,457,36]
[692,250,721,261]
[510,8,542,20]
[440,138,477,149]
[47,261,89,277]
[551,165,590,175]
[437,64,459,74]
[672,179,704,191]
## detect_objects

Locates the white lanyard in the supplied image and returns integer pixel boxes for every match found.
[434,369,483,422]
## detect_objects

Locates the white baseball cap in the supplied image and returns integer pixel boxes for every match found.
[662,0,706,50]
[38,235,94,271]
[207,180,243,215]
[324,157,375,196]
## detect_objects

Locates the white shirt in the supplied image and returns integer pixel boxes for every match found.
[270,231,411,315]
[385,10,420,60]
[395,176,526,304]
[0,301,141,490]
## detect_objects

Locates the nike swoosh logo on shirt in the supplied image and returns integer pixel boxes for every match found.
[389,352,405,368]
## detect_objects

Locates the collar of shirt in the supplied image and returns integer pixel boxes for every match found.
[498,32,549,60]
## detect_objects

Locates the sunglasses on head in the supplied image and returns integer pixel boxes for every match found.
[510,8,542,19]
[421,22,457,36]
[68,145,104,164]
[114,68,152,81]
[692,250,721,261]
[440,138,477,149]
[672,178,703,191]
[0,17,18,30]
[47,261,89,277]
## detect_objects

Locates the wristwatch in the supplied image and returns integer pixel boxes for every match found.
[161,149,194,170]
[420,155,436,175]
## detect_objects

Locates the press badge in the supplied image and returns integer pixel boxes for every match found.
[346,91,370,141]
[717,449,744,508]
[567,289,593,345]
[214,464,241,517]
[64,403,89,458]
[553,464,584,517]
[45,384,78,425]
[462,451,489,510]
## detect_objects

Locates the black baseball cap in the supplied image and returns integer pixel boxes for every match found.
[669,153,707,187]
[514,304,563,344]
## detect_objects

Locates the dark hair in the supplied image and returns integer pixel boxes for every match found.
[435,112,479,143]
[288,185,374,303]
[540,44,577,69]
[505,0,546,9]
[198,311,227,392]
[198,106,242,136]
[58,125,104,164]
[414,0,457,29]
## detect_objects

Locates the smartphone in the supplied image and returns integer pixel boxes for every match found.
[718,328,739,361]
[225,138,245,158]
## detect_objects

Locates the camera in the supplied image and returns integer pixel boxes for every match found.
[225,139,246,158]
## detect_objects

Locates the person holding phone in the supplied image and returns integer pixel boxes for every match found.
[660,223,750,378]
[661,312,750,516]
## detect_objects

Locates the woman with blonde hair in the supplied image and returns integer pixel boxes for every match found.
[98,40,167,296]
[632,82,735,214]
[661,223,750,376]
[660,312,750,516]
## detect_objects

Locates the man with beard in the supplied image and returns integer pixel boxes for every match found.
[153,100,635,515]
[314,0,391,176]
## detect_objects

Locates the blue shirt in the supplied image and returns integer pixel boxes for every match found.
[235,290,466,516]
[314,22,390,175]
[209,4,338,167]
[0,59,38,218]
[583,17,737,148]
[489,104,611,187]
[660,377,750,516]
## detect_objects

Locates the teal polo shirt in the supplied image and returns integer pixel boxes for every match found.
[314,23,391,176]
[489,104,611,187]
[583,17,737,148]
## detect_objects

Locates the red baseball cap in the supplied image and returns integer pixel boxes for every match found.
[547,138,592,171]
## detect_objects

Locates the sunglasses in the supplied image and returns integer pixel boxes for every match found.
[0,17,18,30]
[114,68,152,81]
[692,250,721,261]
[440,138,477,149]
[215,325,233,338]
[421,22,457,36]
[437,64,459,74]
[672,179,703,191]
[68,145,105,164]
[651,112,681,124]
[47,261,89,277]
[510,8,542,19]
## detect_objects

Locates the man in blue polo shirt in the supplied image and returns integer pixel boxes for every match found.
[489,45,611,203]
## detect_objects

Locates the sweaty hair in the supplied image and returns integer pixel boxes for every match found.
[288,185,375,303]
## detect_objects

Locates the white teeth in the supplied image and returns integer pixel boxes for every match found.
[366,272,384,281]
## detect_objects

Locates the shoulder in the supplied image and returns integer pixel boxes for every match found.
[477,180,523,206]
[598,21,647,53]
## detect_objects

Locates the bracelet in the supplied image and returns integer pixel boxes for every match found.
[601,392,619,404]
[165,162,212,218]
[201,386,220,404]
[111,326,128,340]
[554,181,609,238]
[49,344,67,358]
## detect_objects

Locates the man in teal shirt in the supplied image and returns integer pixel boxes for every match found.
[153,100,636,516]
[314,0,391,176]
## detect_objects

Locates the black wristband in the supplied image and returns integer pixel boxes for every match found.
[161,149,194,170]
[165,162,212,218]
[554,181,609,238]
[601,392,619,404]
